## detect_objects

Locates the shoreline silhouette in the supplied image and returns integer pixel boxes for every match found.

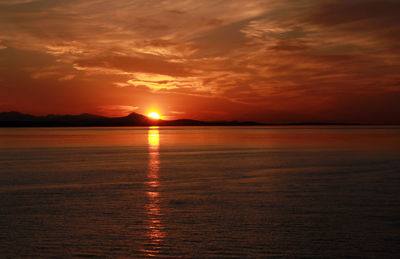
[0,111,370,127]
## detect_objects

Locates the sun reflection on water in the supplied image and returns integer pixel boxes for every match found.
[144,126,164,256]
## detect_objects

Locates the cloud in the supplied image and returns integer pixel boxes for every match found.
[75,54,192,77]
[307,0,400,27]
[0,40,7,50]
[58,74,75,81]
[1,0,400,122]
[0,0,38,5]
[171,111,186,114]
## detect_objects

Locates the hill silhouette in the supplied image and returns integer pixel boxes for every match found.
[0,111,264,127]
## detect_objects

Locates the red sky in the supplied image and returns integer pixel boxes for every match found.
[0,0,400,123]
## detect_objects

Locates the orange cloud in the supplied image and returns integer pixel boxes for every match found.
[0,0,400,123]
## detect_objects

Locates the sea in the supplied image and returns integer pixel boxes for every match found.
[0,126,399,258]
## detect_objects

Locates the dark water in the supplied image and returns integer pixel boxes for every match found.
[0,126,399,258]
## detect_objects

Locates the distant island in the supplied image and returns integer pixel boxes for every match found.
[0,111,267,127]
[0,111,365,127]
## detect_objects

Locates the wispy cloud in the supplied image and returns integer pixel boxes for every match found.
[1,0,399,122]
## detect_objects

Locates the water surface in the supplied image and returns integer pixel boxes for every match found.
[0,126,399,257]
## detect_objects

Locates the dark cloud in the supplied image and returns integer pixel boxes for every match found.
[269,40,310,52]
[308,0,400,27]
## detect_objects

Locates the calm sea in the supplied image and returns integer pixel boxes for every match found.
[0,126,399,258]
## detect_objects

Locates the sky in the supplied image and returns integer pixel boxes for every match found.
[0,0,399,123]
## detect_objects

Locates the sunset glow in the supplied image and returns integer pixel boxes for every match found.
[0,0,400,123]
[148,112,161,120]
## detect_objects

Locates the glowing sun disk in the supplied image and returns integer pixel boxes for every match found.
[148,112,160,119]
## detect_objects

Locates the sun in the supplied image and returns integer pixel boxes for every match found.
[147,112,160,120]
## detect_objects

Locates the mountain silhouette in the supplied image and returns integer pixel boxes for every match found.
[0,111,264,127]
